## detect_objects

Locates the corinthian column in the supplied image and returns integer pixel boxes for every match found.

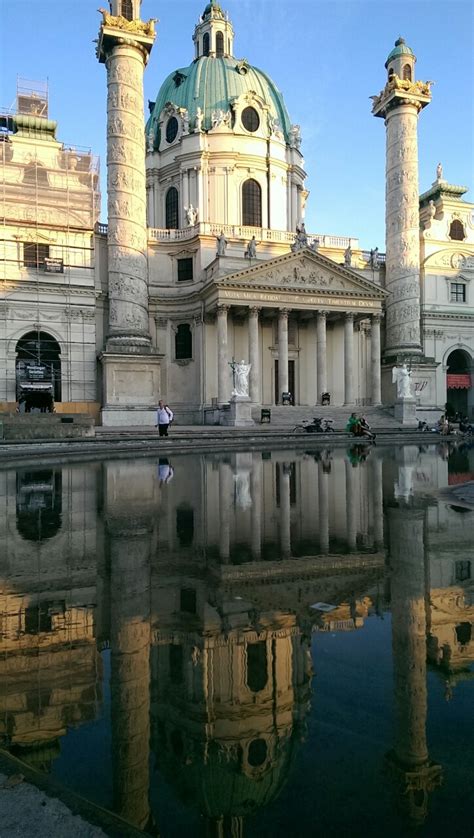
[316,311,327,403]
[344,313,354,404]
[278,309,289,402]
[372,39,431,358]
[371,313,382,405]
[217,305,229,404]
[97,9,156,351]
[248,307,260,403]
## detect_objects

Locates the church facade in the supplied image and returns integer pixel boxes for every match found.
[0,0,472,424]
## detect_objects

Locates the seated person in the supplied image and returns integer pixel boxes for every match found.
[346,412,361,436]
[359,415,376,441]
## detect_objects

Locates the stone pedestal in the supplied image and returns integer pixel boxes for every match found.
[221,395,254,427]
[394,397,417,427]
[100,352,162,426]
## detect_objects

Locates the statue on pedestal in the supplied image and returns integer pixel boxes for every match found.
[245,236,258,259]
[184,204,198,226]
[392,363,413,399]
[232,360,251,397]
[344,245,352,267]
[216,230,228,256]
[369,247,379,269]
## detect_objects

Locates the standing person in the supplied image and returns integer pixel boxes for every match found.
[155,399,173,437]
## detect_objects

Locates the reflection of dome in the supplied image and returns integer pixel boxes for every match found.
[155,731,300,819]
[146,56,291,146]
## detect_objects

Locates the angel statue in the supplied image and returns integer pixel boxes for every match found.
[185,204,198,226]
[232,360,251,397]
[392,363,413,399]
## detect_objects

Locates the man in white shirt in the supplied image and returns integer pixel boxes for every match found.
[155,399,173,436]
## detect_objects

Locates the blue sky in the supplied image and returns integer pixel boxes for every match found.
[1,0,473,249]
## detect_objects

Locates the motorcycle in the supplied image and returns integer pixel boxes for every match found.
[293,417,335,434]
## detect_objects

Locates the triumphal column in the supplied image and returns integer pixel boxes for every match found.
[372,39,431,363]
[97,2,161,425]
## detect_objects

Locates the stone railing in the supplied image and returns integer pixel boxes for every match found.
[148,222,360,249]
[95,220,379,255]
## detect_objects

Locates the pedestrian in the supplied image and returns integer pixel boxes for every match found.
[155,399,173,436]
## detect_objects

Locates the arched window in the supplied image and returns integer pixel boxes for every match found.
[449,219,465,241]
[203,32,210,56]
[216,31,224,57]
[248,739,268,767]
[23,164,48,185]
[242,179,262,227]
[246,641,268,692]
[402,63,412,81]
[165,187,179,229]
[121,0,133,21]
[16,330,61,404]
[175,323,192,359]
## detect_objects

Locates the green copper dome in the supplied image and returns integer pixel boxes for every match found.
[385,37,415,68]
[146,55,292,148]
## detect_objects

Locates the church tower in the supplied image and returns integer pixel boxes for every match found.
[96,3,161,424]
[372,38,432,360]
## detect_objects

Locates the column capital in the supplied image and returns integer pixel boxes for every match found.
[278,308,289,319]
[345,311,355,322]
[371,312,383,324]
[217,303,230,315]
[248,306,261,317]
[317,310,327,321]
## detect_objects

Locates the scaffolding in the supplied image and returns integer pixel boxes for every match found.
[0,79,101,413]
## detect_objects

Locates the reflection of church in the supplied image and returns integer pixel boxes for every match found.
[1,448,473,830]
[0,0,472,423]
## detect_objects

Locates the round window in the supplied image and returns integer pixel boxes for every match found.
[166,116,179,144]
[242,107,260,133]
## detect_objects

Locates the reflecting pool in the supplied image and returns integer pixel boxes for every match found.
[0,443,473,837]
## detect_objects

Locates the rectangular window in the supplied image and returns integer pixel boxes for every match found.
[450,282,466,303]
[23,242,49,268]
[177,257,193,282]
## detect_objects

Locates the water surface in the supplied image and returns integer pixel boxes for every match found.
[1,442,473,837]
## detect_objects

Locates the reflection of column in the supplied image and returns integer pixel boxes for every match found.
[248,307,260,403]
[316,311,327,403]
[280,463,292,559]
[386,506,442,825]
[250,455,262,560]
[371,314,382,405]
[106,464,156,830]
[278,309,289,401]
[345,459,357,551]
[217,305,229,404]
[219,461,231,562]
[318,462,329,554]
[344,313,354,405]
[371,456,384,549]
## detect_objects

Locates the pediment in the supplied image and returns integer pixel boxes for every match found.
[216,248,386,299]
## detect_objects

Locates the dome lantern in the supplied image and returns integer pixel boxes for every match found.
[193,0,234,59]
[385,36,416,83]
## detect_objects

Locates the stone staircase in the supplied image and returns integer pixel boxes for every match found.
[251,404,400,430]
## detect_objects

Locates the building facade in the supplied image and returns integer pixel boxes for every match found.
[0,1,472,424]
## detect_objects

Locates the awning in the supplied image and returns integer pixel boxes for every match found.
[447,373,471,389]
[19,382,53,392]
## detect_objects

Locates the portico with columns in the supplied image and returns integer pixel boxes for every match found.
[202,248,385,410]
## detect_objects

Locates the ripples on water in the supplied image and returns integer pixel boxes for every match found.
[0,443,473,837]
